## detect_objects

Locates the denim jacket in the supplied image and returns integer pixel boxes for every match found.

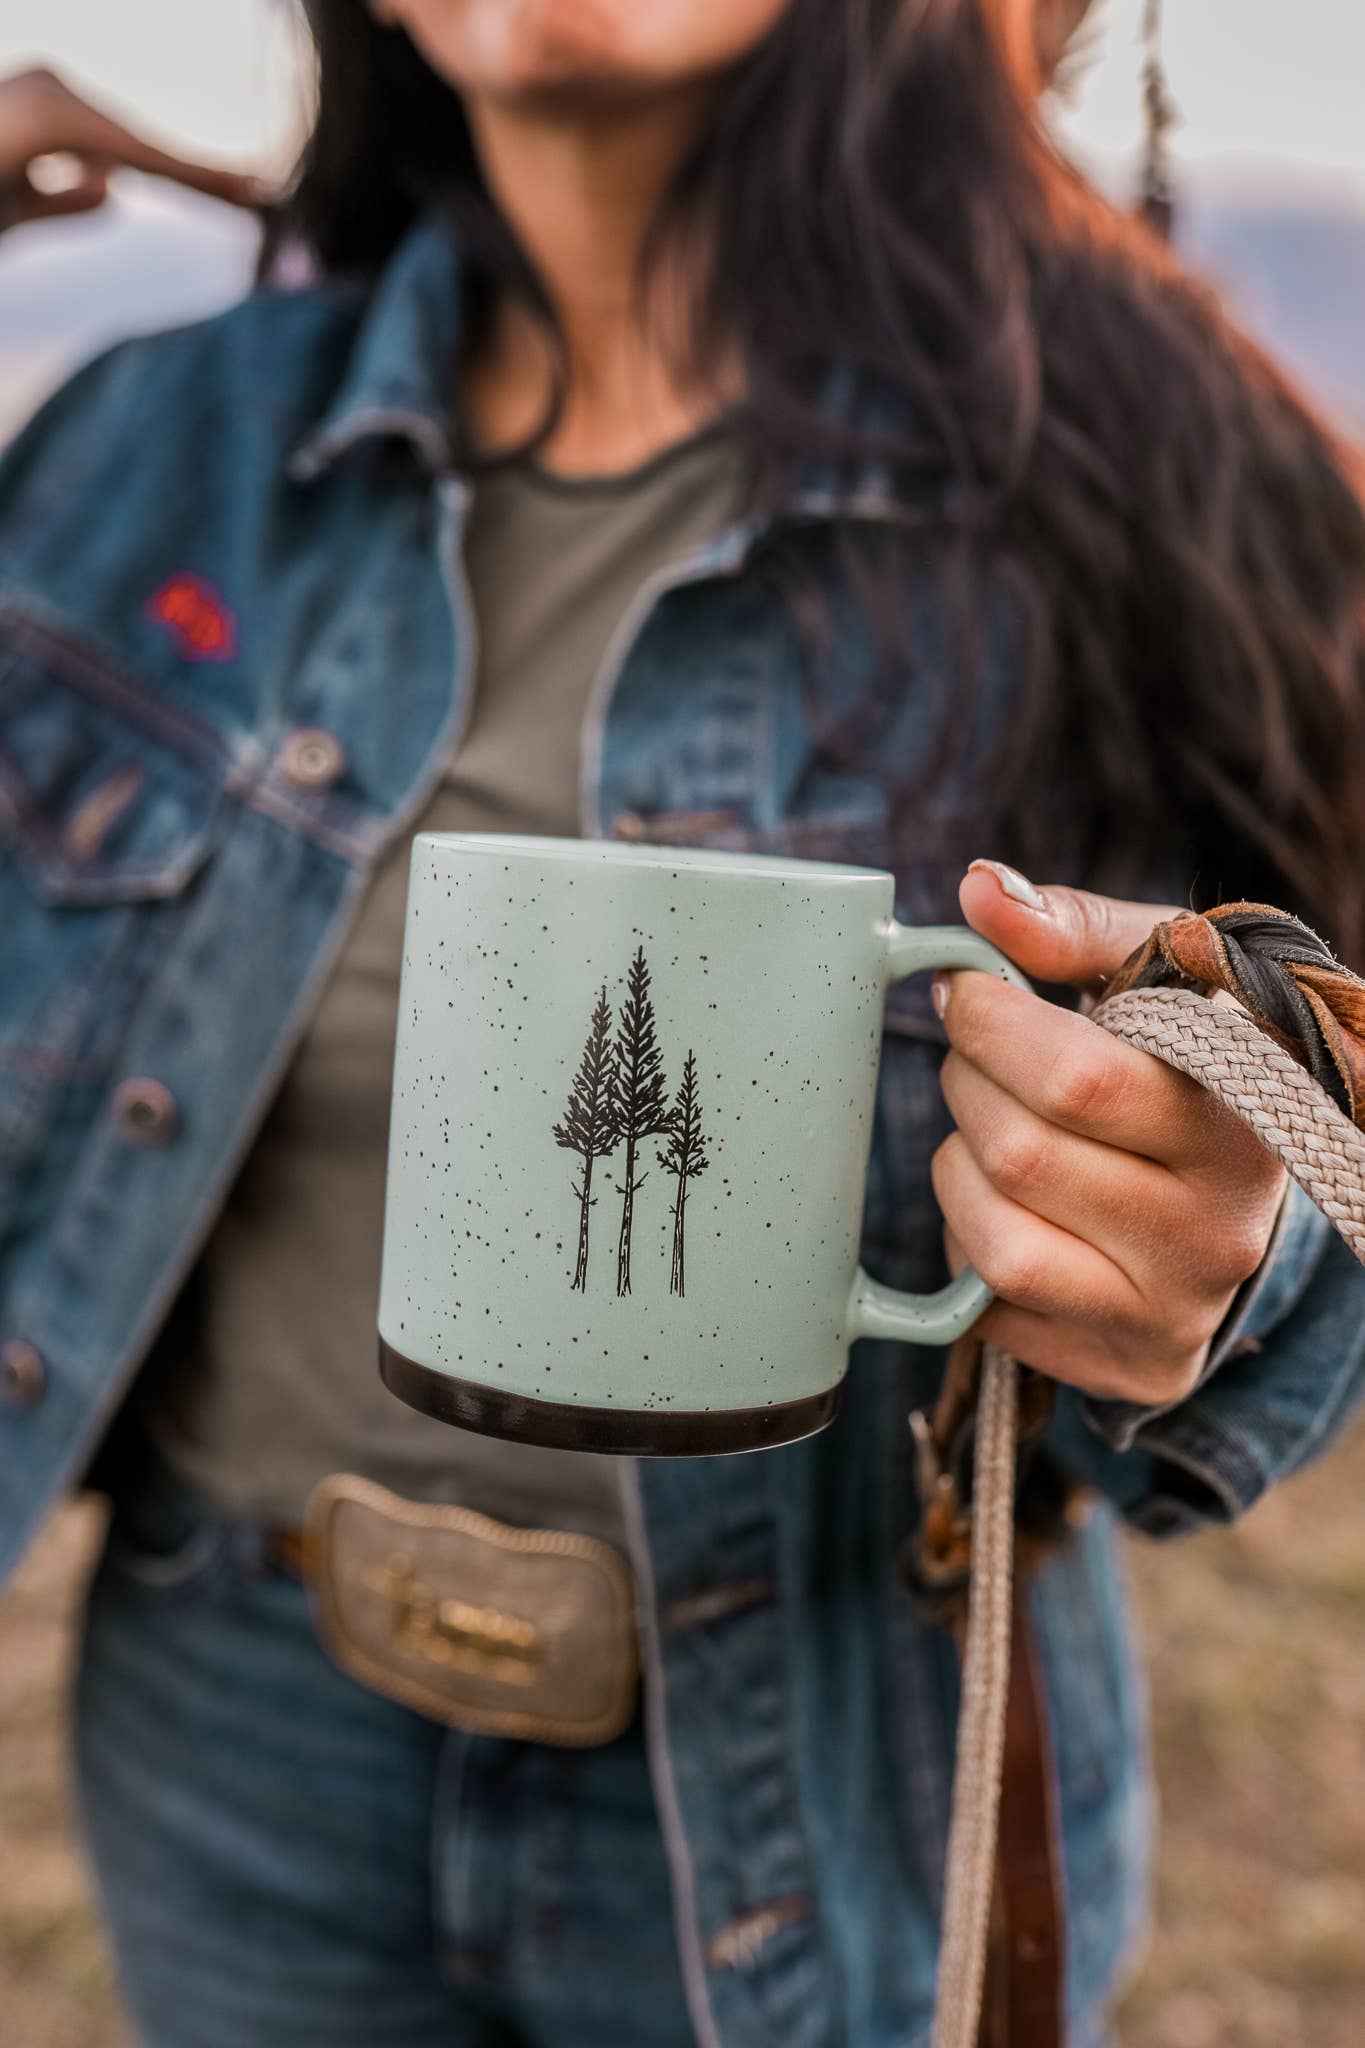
[2,214,1362,2046]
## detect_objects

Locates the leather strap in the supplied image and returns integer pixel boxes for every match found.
[1104,901,1365,1125]
[264,1526,311,1576]
[977,1587,1066,2048]
[910,1336,1069,2048]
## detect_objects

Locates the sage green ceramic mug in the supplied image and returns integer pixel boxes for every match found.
[378,833,1029,1455]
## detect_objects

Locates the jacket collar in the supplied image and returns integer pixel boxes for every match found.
[289,211,467,483]
[288,210,952,530]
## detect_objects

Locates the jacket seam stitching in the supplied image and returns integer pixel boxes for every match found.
[0,598,231,776]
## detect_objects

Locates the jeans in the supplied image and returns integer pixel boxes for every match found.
[73,1452,695,2048]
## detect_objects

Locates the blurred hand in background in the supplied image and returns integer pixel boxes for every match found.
[0,66,264,234]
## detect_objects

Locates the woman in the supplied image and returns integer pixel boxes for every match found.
[1,7,1363,2046]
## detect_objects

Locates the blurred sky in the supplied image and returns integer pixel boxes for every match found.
[1065,0,1365,181]
[3,0,1365,431]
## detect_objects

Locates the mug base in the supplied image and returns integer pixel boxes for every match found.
[378,1338,842,1457]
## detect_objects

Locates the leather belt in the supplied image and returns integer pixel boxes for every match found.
[274,1474,639,1747]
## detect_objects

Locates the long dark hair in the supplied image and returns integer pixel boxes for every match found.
[269,0,1365,962]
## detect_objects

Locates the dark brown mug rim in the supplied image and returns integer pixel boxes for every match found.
[379,1337,841,1458]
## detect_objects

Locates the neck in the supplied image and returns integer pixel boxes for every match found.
[461,89,736,476]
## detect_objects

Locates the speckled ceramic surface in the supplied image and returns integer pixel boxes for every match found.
[378,834,1028,1455]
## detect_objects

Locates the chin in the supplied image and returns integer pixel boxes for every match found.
[398,0,788,103]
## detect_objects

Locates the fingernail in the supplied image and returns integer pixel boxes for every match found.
[931,974,951,1019]
[968,858,1047,912]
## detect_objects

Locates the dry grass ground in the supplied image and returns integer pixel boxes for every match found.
[0,1502,128,2048]
[2,1422,1364,2048]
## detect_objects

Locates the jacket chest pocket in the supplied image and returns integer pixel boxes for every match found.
[0,609,228,1223]
[0,609,225,904]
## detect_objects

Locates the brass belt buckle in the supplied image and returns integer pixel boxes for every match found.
[301,1474,639,1746]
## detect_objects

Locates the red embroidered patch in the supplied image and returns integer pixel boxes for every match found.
[144,574,237,662]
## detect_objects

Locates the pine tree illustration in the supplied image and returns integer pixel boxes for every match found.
[609,945,673,1296]
[657,1049,709,1297]
[551,984,619,1291]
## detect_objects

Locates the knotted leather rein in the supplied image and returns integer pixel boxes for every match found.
[913,904,1365,2048]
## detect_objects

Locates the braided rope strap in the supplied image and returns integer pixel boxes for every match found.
[931,906,1365,2048]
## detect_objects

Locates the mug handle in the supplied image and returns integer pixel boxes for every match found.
[846,924,1032,1347]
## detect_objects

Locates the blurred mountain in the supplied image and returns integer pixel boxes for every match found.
[3,172,1365,437]
[0,181,259,437]
[1182,186,1365,424]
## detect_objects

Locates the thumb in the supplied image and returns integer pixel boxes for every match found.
[958,859,1183,992]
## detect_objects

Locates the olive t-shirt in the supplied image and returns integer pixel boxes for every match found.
[141,425,750,1535]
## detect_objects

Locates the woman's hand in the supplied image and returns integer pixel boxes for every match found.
[0,68,264,233]
[931,859,1288,1406]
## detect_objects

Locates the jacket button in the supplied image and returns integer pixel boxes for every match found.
[279,727,346,791]
[112,1076,179,1145]
[1,1339,46,1408]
